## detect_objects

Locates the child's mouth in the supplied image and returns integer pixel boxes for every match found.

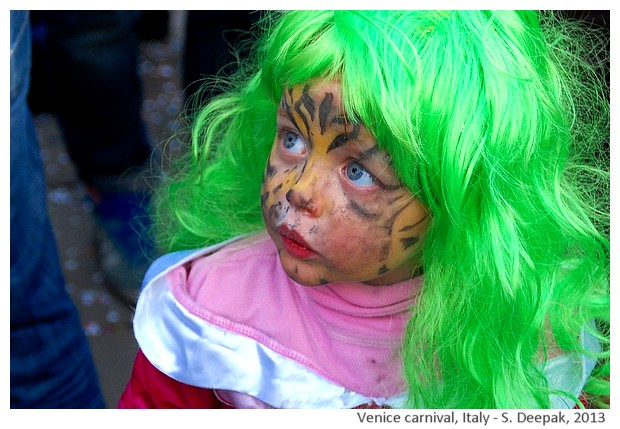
[278,225,316,259]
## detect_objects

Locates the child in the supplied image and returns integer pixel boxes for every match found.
[119,10,609,408]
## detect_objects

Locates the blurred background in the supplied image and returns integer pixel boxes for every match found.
[26,10,256,408]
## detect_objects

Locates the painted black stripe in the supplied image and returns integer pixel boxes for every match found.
[319,92,333,135]
[349,200,379,219]
[400,236,419,250]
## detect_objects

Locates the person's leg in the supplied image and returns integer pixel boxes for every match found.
[10,10,105,408]
[32,11,152,185]
[28,11,159,304]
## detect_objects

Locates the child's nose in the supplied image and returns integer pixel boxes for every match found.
[286,168,324,217]
[286,187,321,217]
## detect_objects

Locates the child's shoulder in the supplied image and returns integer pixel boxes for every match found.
[139,230,292,319]
[141,230,273,289]
[181,230,283,302]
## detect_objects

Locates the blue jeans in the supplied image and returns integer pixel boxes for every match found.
[10,10,105,408]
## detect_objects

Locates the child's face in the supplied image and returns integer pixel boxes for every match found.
[261,81,428,286]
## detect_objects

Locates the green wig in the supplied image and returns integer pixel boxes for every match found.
[153,11,609,408]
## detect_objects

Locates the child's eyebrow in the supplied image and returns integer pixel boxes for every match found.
[358,146,380,160]
[358,146,393,167]
[326,122,361,153]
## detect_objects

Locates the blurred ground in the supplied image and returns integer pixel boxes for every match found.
[34,11,187,408]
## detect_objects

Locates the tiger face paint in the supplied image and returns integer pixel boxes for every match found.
[260,81,429,286]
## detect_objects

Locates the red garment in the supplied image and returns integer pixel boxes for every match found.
[119,350,232,409]
[120,350,393,409]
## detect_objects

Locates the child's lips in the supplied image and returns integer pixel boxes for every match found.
[278,225,317,259]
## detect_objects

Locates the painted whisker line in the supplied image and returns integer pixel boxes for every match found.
[379,200,416,260]
[400,236,419,250]
[260,191,270,207]
[382,184,403,192]
[386,200,414,232]
[294,160,307,185]
[399,213,429,232]
[264,154,276,177]
[349,200,379,219]
[268,201,282,220]
[386,195,405,205]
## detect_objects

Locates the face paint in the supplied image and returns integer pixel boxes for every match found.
[261,81,429,286]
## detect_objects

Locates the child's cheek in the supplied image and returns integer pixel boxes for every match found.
[261,160,295,225]
[382,200,428,265]
[326,205,389,255]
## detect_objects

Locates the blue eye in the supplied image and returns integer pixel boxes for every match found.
[345,161,376,187]
[282,131,306,154]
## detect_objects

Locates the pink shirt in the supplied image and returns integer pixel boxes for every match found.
[130,231,421,408]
